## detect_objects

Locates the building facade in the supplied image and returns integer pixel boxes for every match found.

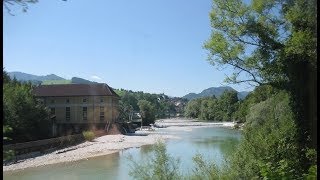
[33,84,120,136]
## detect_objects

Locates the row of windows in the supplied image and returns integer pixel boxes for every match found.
[50,107,105,121]
[50,98,105,104]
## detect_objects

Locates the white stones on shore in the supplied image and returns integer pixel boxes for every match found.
[155,118,236,129]
[3,118,234,172]
[3,133,178,172]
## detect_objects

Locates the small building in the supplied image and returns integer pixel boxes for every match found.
[33,83,120,136]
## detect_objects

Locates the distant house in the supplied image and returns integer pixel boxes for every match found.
[33,84,120,136]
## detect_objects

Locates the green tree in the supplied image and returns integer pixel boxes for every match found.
[218,90,239,121]
[224,91,302,179]
[233,85,279,122]
[128,141,182,180]
[138,100,155,126]
[115,88,179,120]
[3,68,11,84]
[204,0,316,88]
[121,92,139,111]
[204,0,316,173]
[199,99,210,120]
[118,101,134,122]
[3,70,51,143]
[184,99,202,118]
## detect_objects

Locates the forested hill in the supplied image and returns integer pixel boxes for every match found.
[8,71,65,82]
[183,86,250,100]
[8,71,97,85]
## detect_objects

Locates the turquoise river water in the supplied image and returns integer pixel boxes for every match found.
[3,126,242,180]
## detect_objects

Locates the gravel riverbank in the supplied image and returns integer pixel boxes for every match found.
[3,118,235,172]
[3,134,178,172]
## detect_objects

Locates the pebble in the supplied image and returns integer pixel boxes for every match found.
[3,133,177,172]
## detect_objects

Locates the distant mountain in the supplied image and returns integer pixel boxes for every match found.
[39,74,65,81]
[183,93,198,100]
[182,86,250,100]
[71,77,97,84]
[8,71,97,85]
[8,71,65,82]
[238,91,250,100]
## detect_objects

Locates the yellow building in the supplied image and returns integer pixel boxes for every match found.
[33,84,120,136]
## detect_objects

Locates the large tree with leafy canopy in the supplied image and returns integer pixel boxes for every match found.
[3,69,51,143]
[138,100,156,126]
[204,0,317,152]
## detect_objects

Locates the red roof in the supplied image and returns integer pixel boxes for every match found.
[33,84,119,97]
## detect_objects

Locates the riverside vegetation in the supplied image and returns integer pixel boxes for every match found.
[3,71,51,144]
[82,131,95,142]
[129,0,317,179]
[129,89,316,179]
[115,89,184,126]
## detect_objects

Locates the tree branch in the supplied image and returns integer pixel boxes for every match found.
[226,61,262,85]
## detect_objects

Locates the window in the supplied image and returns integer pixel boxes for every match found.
[51,99,55,104]
[66,107,70,121]
[66,99,70,103]
[100,106,104,121]
[50,108,55,115]
[83,98,87,103]
[83,107,87,121]
[100,98,104,102]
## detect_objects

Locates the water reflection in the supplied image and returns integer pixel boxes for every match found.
[139,144,154,155]
[4,152,121,180]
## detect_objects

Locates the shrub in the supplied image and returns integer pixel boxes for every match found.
[82,131,95,141]
[189,154,222,179]
[224,91,302,179]
[3,149,15,162]
[128,141,182,180]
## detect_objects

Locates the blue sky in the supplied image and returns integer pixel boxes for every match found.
[3,0,254,97]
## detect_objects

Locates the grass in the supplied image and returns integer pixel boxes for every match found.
[42,80,72,85]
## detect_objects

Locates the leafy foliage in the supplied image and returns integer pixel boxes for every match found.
[130,89,317,179]
[128,141,182,180]
[115,89,182,122]
[233,84,279,122]
[223,91,304,179]
[138,100,156,126]
[184,98,202,118]
[3,69,51,143]
[82,131,95,142]
[188,154,222,180]
[184,90,239,121]
[204,0,317,176]
[203,0,316,87]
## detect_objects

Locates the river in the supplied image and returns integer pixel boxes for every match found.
[3,126,242,180]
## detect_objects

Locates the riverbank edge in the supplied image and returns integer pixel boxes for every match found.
[3,134,177,173]
[3,120,236,172]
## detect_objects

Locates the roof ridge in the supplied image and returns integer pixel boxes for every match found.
[33,83,119,97]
